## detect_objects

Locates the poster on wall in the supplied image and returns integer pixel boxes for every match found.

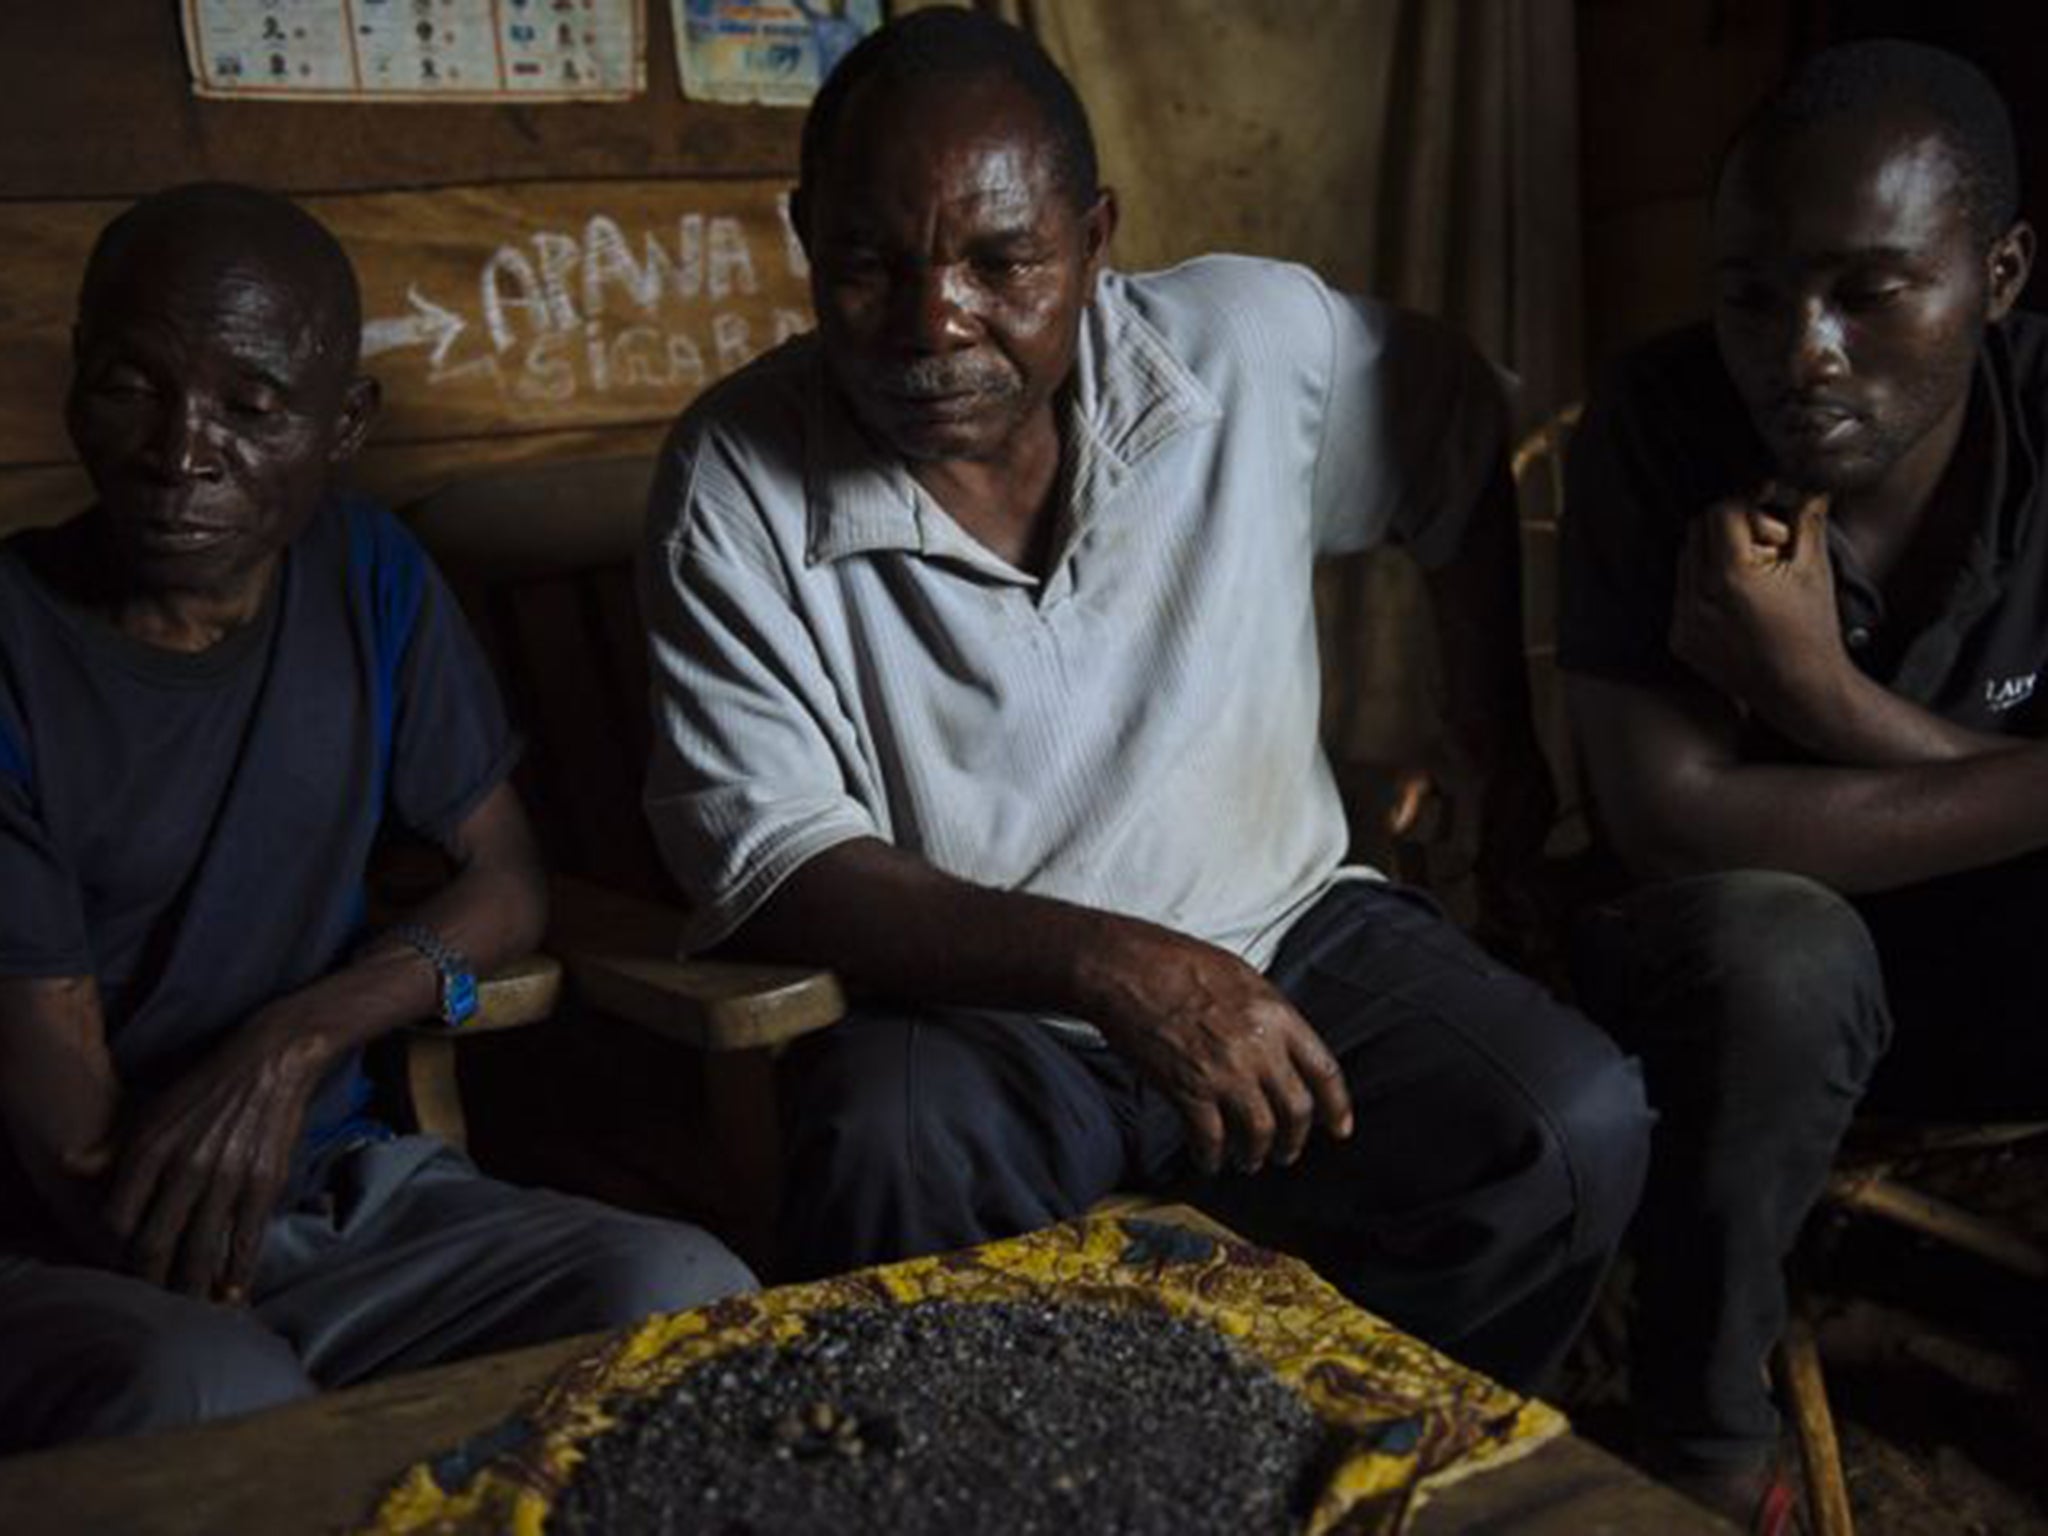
[672,0,879,106]
[182,0,647,102]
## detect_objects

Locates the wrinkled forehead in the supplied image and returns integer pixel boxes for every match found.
[1715,110,1976,261]
[80,233,348,377]
[821,70,1066,226]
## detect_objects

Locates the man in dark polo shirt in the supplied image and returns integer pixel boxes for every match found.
[1559,41,2047,1524]
[0,184,751,1452]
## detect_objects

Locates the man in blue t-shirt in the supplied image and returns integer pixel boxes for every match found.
[0,184,752,1451]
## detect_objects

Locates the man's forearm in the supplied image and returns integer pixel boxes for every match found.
[245,782,548,1070]
[1753,651,2026,768]
[727,837,1356,1174]
[722,837,1166,1023]
[0,976,120,1259]
[278,844,546,1067]
[1649,749,2048,890]
[1576,675,2048,892]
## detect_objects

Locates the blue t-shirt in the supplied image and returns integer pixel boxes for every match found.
[0,494,516,1236]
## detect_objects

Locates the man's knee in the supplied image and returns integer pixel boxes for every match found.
[783,1017,1019,1209]
[1443,991,1651,1263]
[780,1013,1123,1276]
[556,1219,756,1328]
[1583,870,1891,1091]
[1543,1031,1654,1259]
[784,1036,922,1201]
[48,1305,311,1445]
[1692,871,1883,1020]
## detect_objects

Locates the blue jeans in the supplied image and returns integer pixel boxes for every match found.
[1572,858,2048,1467]
[777,879,1652,1392]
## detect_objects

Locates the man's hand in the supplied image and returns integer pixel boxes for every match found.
[733,839,1352,1176]
[1085,926,1353,1176]
[1670,485,1845,720]
[100,1010,334,1304]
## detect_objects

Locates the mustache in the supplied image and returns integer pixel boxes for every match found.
[874,355,1022,399]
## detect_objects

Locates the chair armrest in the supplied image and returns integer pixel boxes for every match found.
[469,952,565,1032]
[395,952,563,1037]
[368,837,563,1034]
[547,876,847,1052]
[399,953,560,1149]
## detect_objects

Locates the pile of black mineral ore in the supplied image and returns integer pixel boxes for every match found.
[549,1298,1336,1535]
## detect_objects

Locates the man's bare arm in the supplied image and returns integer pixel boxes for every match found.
[1766,661,2026,766]
[0,975,120,1261]
[1569,670,2048,891]
[103,779,547,1301]
[258,777,550,1061]
[723,837,1352,1175]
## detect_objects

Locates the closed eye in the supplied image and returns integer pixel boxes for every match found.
[1837,282,1909,311]
[1716,279,1779,315]
[92,367,156,400]
[825,247,888,280]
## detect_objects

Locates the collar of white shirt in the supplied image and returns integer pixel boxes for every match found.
[800,272,1223,581]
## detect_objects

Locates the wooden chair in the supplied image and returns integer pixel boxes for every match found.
[400,458,843,1271]
[359,844,568,1152]
[1776,1122,2048,1536]
[398,954,564,1153]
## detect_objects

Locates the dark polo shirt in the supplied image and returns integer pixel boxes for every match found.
[1559,314,2048,738]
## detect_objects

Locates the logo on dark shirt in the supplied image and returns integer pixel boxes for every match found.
[1984,673,2038,712]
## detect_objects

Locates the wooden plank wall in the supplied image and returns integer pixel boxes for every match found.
[1577,0,1797,370]
[0,4,812,534]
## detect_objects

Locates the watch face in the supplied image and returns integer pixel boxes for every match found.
[446,970,480,1027]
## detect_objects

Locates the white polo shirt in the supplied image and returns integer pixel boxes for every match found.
[642,255,1505,1019]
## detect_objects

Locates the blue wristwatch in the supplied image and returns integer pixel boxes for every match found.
[389,922,480,1031]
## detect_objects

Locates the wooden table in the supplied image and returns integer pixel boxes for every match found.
[0,1339,1733,1535]
[0,1203,1735,1535]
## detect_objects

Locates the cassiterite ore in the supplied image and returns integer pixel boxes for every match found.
[550,1300,1333,1535]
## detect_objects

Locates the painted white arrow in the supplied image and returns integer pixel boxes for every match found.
[361,286,466,370]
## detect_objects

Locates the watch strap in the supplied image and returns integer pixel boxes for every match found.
[388,921,480,1030]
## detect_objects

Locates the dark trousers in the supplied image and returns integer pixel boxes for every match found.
[778,880,1652,1392]
[1571,858,2048,1466]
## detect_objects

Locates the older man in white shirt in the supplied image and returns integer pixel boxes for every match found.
[641,8,1648,1392]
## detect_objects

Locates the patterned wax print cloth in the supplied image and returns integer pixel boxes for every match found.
[364,1214,1566,1536]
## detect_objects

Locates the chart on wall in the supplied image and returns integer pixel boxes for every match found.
[182,0,646,101]
[672,0,878,106]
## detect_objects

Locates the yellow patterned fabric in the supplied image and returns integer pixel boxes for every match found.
[365,1214,1565,1536]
